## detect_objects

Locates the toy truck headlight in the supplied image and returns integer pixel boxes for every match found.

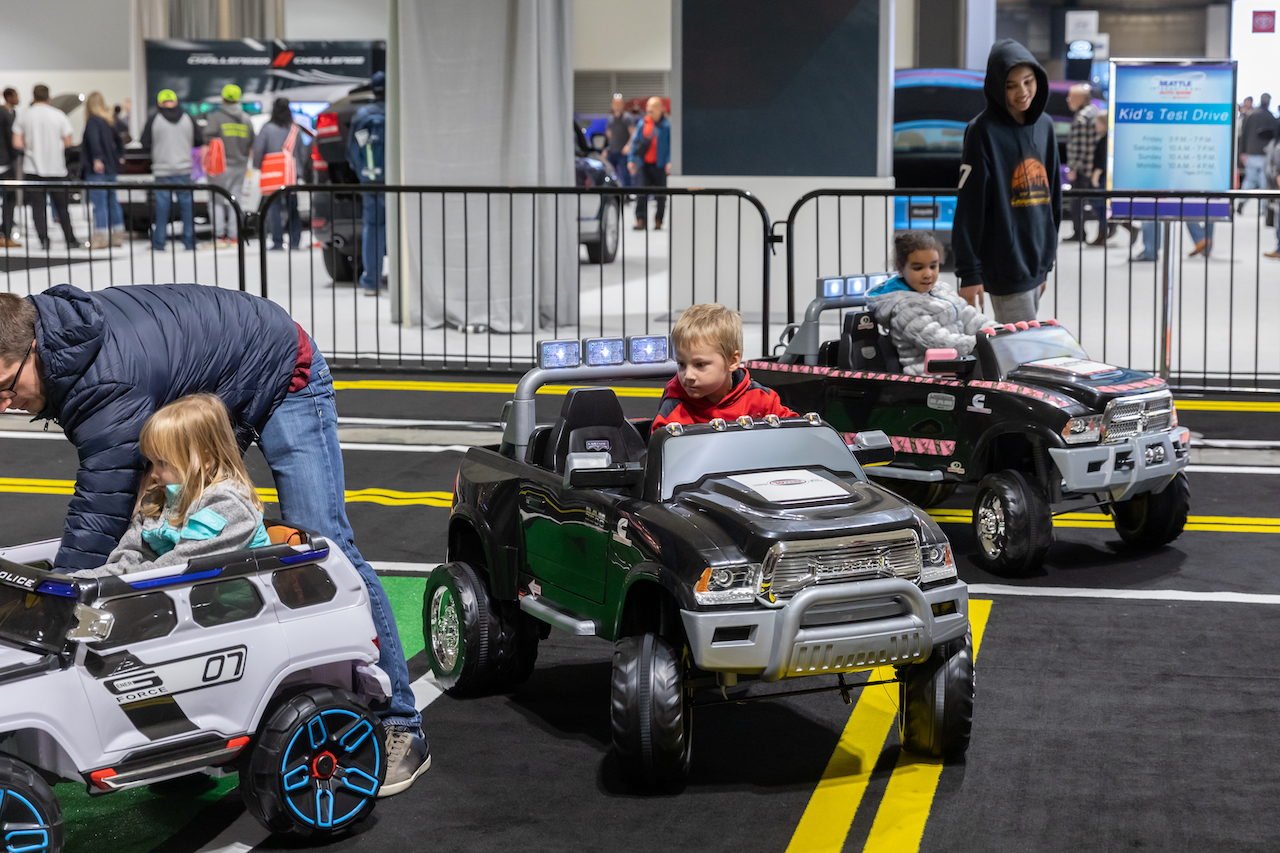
[695,563,762,605]
[1062,414,1103,445]
[66,603,114,642]
[920,543,957,585]
[583,337,625,366]
[627,335,669,364]
[538,339,580,369]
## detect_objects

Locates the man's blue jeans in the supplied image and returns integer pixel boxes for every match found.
[86,173,123,232]
[153,174,194,250]
[360,190,386,290]
[1186,220,1214,250]
[258,346,421,732]
[606,151,632,189]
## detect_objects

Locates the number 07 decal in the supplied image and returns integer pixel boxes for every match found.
[958,164,973,188]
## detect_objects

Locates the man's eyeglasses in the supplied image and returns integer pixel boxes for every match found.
[0,343,32,400]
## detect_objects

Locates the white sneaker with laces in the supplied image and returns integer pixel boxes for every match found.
[379,726,431,797]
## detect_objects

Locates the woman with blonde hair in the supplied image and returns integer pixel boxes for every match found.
[80,90,125,249]
[75,394,270,576]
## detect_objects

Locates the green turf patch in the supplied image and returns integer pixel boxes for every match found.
[60,775,238,853]
[383,575,428,659]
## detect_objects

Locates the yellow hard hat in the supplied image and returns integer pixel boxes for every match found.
[222,84,241,102]
[157,89,177,104]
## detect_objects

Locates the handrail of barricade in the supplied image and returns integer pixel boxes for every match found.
[784,186,1280,325]
[257,183,776,362]
[0,179,247,292]
[785,186,1280,393]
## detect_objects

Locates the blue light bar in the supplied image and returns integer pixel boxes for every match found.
[36,580,78,598]
[821,277,844,298]
[844,275,867,296]
[127,568,223,590]
[627,335,669,364]
[538,340,581,369]
[583,337,625,366]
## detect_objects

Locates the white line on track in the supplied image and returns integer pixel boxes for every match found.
[970,584,1280,605]
[372,562,440,574]
[337,443,470,453]
[337,416,500,429]
[1186,464,1280,475]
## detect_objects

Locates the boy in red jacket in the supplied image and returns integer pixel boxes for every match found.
[652,303,795,432]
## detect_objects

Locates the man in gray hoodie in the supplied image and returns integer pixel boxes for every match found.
[202,84,255,244]
[140,89,204,250]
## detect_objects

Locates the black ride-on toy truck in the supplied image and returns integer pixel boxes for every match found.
[425,335,974,789]
[0,523,391,852]
[751,275,1192,574]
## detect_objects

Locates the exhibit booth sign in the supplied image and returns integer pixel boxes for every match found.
[1106,58,1237,221]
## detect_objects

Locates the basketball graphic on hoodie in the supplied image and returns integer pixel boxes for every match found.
[1011,157,1051,207]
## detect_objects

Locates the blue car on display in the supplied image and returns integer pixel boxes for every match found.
[893,69,1092,259]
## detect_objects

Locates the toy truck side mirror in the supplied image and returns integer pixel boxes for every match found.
[846,429,895,468]
[924,347,977,377]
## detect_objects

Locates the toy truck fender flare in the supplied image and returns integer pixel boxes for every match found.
[0,724,86,782]
[971,423,1065,478]
[446,510,519,600]
[607,562,696,641]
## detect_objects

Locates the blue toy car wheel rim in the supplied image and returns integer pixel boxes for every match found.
[279,708,382,828]
[0,789,53,853]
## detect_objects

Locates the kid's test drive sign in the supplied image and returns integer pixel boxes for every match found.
[1109,62,1236,192]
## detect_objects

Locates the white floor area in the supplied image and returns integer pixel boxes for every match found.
[2,196,1276,382]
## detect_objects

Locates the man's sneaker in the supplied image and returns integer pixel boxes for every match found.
[379,726,430,797]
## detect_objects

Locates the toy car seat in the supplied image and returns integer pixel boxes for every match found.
[544,387,647,474]
[837,310,903,373]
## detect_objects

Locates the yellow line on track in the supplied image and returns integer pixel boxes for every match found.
[0,479,451,508]
[333,379,663,398]
[1174,400,1280,412]
[785,600,992,853]
[927,508,1280,534]
[861,601,991,852]
[336,382,1274,411]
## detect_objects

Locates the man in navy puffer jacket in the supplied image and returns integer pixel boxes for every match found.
[0,283,429,796]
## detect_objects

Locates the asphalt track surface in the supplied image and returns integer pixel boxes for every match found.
[1,378,1278,853]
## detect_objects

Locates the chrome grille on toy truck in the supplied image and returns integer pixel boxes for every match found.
[764,530,922,600]
[1102,391,1175,443]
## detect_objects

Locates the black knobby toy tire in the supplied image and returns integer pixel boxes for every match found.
[898,632,975,759]
[241,687,384,838]
[874,478,957,509]
[0,754,63,853]
[1112,471,1190,547]
[322,245,355,282]
[422,561,537,694]
[610,633,692,789]
[972,470,1053,575]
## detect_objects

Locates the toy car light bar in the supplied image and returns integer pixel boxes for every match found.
[816,274,890,298]
[538,336,669,369]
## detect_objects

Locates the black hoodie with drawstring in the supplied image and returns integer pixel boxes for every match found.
[952,39,1061,296]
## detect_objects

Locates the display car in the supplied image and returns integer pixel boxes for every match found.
[311,84,620,280]
[424,335,974,789]
[0,522,391,851]
[751,276,1192,575]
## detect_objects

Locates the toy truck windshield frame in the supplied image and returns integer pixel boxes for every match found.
[986,326,1089,376]
[652,420,867,501]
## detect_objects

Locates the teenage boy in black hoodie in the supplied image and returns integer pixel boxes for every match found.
[952,39,1061,323]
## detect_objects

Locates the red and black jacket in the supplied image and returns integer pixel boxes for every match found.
[651,368,796,433]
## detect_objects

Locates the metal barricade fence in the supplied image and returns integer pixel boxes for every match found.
[0,180,246,295]
[784,187,1280,392]
[257,184,774,369]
